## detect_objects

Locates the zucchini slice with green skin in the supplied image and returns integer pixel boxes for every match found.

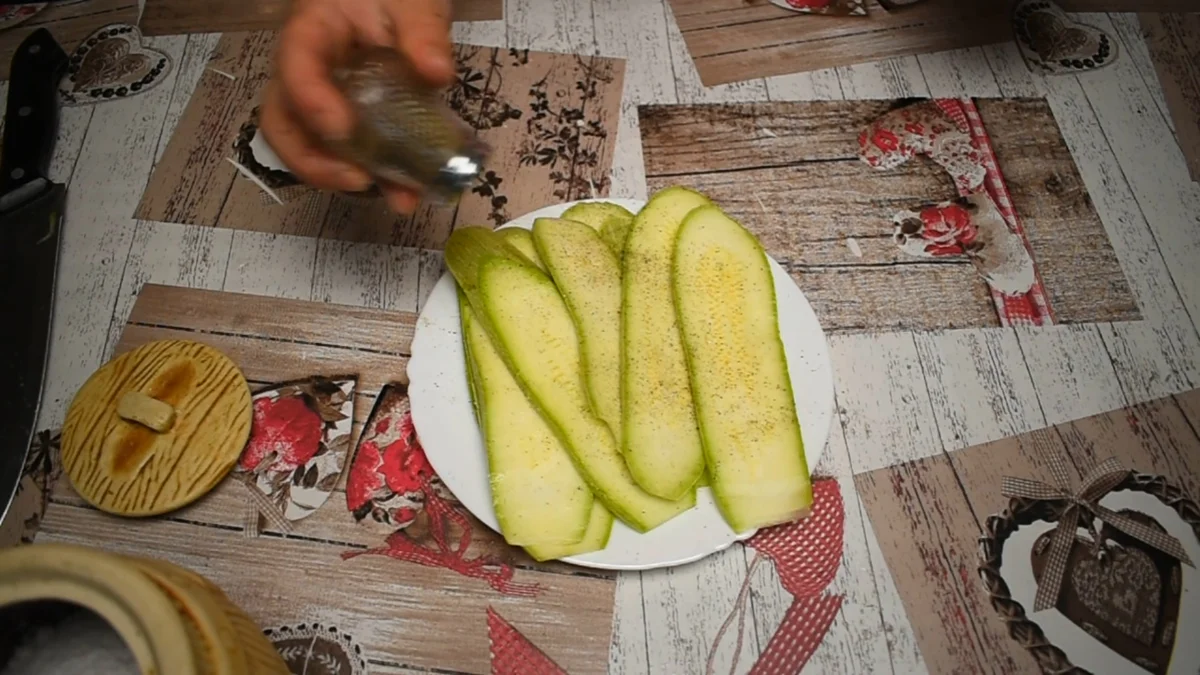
[525,501,614,562]
[621,187,711,500]
[462,294,593,547]
[459,290,484,428]
[532,217,622,442]
[497,228,547,272]
[673,206,812,532]
[465,286,612,558]
[561,202,636,258]
[446,227,696,533]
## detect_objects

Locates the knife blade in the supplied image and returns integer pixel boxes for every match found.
[0,27,68,527]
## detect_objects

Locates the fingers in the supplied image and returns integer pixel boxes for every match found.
[381,183,422,215]
[384,0,455,86]
[337,0,394,48]
[259,79,373,193]
[276,0,357,141]
[269,0,449,212]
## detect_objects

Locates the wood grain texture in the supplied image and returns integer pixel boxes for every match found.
[1109,14,1175,137]
[1140,13,1200,183]
[1067,13,1200,394]
[61,340,252,516]
[855,390,1200,674]
[141,0,503,36]
[128,284,417,355]
[975,98,1140,325]
[640,98,1139,332]
[115,324,409,396]
[37,504,613,675]
[666,0,1012,86]
[1013,34,1200,404]
[39,35,191,433]
[47,461,588,577]
[136,32,625,249]
[0,0,139,80]
[856,450,1033,674]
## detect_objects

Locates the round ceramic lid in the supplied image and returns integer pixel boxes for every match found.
[62,339,252,516]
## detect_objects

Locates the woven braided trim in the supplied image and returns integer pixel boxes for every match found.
[977,472,1199,675]
[232,106,384,200]
[232,106,302,190]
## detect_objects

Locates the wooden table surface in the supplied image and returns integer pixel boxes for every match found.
[7,2,1200,673]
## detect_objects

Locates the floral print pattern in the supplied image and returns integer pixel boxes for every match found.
[344,384,540,597]
[236,377,356,526]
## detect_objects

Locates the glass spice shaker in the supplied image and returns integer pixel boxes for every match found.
[329,46,488,200]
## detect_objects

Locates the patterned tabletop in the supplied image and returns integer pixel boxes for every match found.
[2,1,1198,674]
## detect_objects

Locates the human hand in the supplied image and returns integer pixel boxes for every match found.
[260,0,454,214]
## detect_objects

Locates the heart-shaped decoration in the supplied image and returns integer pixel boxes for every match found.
[264,623,368,675]
[231,105,382,205]
[1013,0,1118,75]
[232,107,301,188]
[58,24,172,106]
[1029,511,1181,673]
[986,479,1199,675]
[1067,542,1163,646]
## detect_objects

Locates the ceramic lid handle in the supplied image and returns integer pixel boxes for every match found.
[117,391,176,433]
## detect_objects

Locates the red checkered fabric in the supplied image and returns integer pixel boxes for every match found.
[935,98,1055,326]
[747,479,844,598]
[488,606,567,675]
[748,594,844,675]
[703,479,844,674]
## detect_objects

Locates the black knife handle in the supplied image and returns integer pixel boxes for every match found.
[0,29,68,197]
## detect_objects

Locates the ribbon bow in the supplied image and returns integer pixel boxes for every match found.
[1002,452,1194,612]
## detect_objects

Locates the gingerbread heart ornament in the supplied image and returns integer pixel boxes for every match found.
[1013,0,1118,75]
[58,24,172,106]
[1030,512,1182,674]
[990,484,1199,675]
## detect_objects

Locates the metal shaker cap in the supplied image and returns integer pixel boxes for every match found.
[433,137,489,195]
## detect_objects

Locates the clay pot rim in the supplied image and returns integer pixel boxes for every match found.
[0,542,199,675]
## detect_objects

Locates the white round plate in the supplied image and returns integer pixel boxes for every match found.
[408,198,835,571]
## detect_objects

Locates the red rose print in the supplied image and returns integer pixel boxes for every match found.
[918,202,977,256]
[239,396,323,473]
[342,385,541,598]
[787,0,830,7]
[346,439,385,513]
[871,128,900,154]
[380,432,434,495]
